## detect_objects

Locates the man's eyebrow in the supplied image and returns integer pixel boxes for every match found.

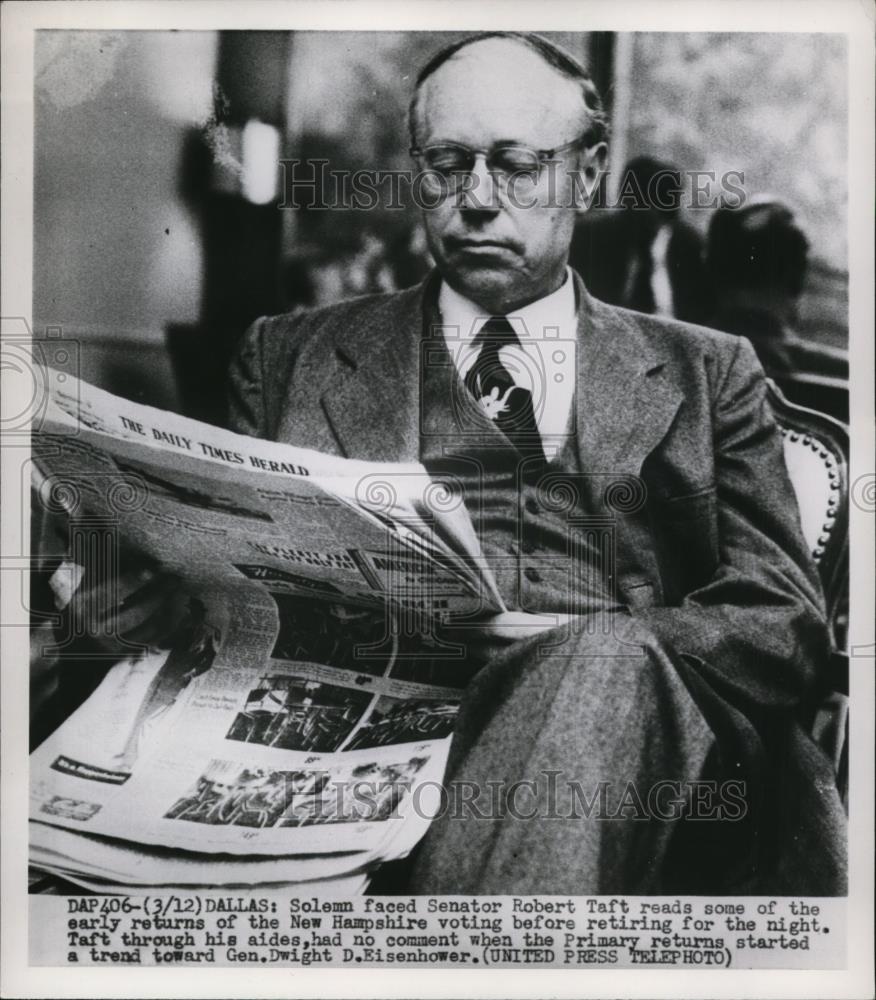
[425,139,541,152]
[424,138,532,149]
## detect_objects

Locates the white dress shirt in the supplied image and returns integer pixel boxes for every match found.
[650,224,675,317]
[437,268,579,458]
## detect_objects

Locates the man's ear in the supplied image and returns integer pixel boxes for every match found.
[572,142,608,213]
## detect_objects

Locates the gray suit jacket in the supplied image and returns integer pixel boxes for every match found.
[227,270,830,722]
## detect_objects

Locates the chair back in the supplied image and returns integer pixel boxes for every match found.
[766,379,849,649]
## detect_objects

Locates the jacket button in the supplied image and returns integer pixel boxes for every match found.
[524,567,541,583]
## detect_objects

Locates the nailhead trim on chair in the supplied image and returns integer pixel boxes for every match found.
[780,425,841,562]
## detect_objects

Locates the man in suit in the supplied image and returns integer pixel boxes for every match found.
[68,31,842,894]
[706,196,849,420]
[223,31,846,895]
[569,156,712,324]
[706,197,847,377]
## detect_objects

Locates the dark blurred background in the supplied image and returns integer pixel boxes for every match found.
[34,30,848,423]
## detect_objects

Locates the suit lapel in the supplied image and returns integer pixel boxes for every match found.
[317,271,514,462]
[575,277,683,478]
[318,281,431,462]
[310,269,682,475]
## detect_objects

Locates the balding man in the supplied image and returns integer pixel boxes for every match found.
[225,32,844,895]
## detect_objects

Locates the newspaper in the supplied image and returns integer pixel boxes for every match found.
[28,375,510,884]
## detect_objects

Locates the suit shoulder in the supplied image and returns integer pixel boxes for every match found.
[240,288,399,362]
[251,287,420,369]
[266,286,419,336]
[589,299,764,406]
[653,313,742,357]
[606,302,745,361]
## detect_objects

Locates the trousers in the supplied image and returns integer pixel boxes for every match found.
[400,612,846,895]
[405,613,716,894]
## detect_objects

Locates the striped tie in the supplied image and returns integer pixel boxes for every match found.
[464,316,545,464]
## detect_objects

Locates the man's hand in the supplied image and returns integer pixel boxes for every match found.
[61,558,188,660]
[30,556,188,729]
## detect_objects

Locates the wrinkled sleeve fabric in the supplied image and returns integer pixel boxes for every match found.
[636,335,831,715]
[226,316,270,439]
[225,312,307,439]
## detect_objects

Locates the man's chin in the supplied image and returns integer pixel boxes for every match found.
[442,267,524,313]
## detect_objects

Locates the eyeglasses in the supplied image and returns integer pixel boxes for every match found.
[409,137,588,188]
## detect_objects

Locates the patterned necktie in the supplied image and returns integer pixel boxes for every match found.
[464,316,545,464]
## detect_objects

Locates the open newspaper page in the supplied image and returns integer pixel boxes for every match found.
[28,375,503,882]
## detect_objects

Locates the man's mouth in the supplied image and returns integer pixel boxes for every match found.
[445,237,520,254]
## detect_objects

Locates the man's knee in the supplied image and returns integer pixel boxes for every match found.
[457,611,714,774]
[508,612,696,711]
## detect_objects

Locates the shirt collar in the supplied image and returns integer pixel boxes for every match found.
[437,266,577,342]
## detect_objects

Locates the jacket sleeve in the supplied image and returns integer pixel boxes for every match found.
[226,312,312,440]
[636,335,831,714]
[225,316,269,438]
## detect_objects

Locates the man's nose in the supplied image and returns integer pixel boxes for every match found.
[457,154,501,215]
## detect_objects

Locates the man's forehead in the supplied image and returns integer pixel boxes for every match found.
[417,38,587,145]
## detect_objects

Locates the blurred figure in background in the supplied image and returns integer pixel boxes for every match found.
[569,155,711,324]
[291,226,434,307]
[282,231,398,312]
[706,197,848,418]
[386,223,434,290]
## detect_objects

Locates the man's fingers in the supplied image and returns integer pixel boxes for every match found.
[111,570,176,614]
[110,590,167,638]
[74,572,186,653]
[74,563,158,609]
[119,595,189,648]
